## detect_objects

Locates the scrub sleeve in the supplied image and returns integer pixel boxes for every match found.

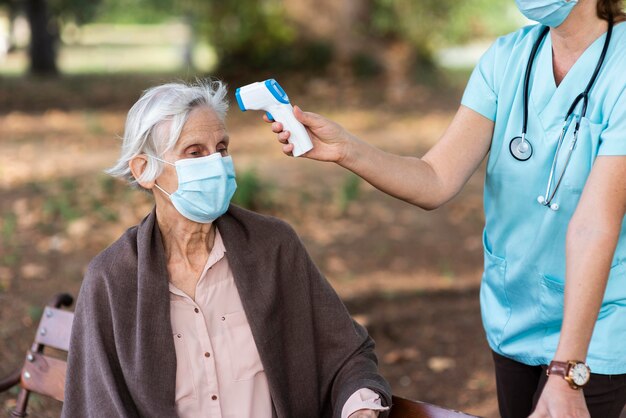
[598,87,626,156]
[461,40,499,122]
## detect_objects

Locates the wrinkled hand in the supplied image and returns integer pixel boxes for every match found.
[529,376,589,418]
[263,105,352,162]
[348,409,379,418]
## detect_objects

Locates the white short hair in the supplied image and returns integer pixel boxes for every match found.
[106,79,229,186]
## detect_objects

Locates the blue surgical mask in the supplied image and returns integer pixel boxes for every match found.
[515,0,578,27]
[151,152,237,223]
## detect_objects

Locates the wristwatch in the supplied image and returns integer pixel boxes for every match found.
[546,360,591,389]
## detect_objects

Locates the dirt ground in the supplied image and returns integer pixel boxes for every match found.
[0,73,501,417]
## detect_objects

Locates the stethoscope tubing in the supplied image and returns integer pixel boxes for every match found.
[521,26,551,141]
[515,17,614,210]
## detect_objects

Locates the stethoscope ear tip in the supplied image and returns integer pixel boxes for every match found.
[537,195,559,211]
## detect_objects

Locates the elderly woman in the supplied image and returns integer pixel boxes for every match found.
[61,80,391,418]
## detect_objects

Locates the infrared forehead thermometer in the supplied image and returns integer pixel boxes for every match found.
[236,79,314,157]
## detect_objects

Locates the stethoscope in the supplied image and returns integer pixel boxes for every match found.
[509,18,614,211]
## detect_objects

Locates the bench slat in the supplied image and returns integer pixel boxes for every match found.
[389,395,480,418]
[21,353,67,402]
[35,307,74,352]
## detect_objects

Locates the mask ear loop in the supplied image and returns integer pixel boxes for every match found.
[148,155,175,166]
[147,154,175,197]
[153,183,172,197]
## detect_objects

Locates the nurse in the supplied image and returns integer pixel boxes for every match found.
[266,0,626,417]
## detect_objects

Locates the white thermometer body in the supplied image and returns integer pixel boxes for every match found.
[236,79,313,157]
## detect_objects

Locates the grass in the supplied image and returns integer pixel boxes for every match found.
[27,305,44,323]
[24,176,138,237]
[337,173,361,214]
[1,253,18,268]
[91,199,119,223]
[83,111,105,135]
[439,258,457,283]
[1,212,17,244]
[42,179,82,223]
[1,212,19,269]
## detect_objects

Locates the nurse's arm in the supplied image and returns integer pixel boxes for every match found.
[270,105,494,210]
[557,155,626,364]
[533,155,626,417]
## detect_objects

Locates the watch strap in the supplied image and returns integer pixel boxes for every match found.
[547,360,570,378]
[547,360,588,389]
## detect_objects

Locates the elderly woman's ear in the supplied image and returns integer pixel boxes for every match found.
[129,155,155,190]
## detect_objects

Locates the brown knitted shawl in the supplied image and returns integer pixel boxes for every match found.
[62,205,391,418]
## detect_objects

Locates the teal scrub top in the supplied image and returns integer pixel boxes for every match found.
[461,22,626,374]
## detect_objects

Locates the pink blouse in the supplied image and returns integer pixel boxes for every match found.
[169,228,386,418]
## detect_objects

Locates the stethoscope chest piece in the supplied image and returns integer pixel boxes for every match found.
[509,136,533,161]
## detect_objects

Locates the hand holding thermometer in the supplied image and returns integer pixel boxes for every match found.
[235,79,314,157]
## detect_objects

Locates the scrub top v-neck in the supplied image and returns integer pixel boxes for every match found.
[461,22,626,374]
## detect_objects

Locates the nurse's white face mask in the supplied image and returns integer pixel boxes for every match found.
[515,0,578,27]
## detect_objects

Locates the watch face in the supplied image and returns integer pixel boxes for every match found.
[570,363,590,386]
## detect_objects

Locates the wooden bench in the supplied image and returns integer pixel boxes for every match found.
[388,395,478,417]
[0,293,74,417]
[0,293,478,417]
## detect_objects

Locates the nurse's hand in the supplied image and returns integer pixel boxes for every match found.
[528,376,589,418]
[264,106,357,163]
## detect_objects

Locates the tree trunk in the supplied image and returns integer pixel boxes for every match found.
[182,12,195,70]
[383,39,415,105]
[25,0,58,75]
[7,1,19,52]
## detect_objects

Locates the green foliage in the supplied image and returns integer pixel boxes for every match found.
[371,0,518,61]
[93,0,173,23]
[192,0,333,74]
[294,40,334,73]
[351,52,384,79]
[1,211,17,244]
[83,111,104,135]
[50,0,102,25]
[439,258,456,282]
[443,0,521,44]
[91,199,119,222]
[197,0,294,72]
[337,173,361,214]
[232,168,274,211]
[42,178,82,223]
[28,305,44,323]
[1,211,19,269]
[99,175,118,197]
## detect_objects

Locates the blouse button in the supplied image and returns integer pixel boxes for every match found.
[194,307,199,313]
[204,352,210,358]
[211,395,218,401]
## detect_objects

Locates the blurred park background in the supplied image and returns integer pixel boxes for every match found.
[0,0,528,416]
